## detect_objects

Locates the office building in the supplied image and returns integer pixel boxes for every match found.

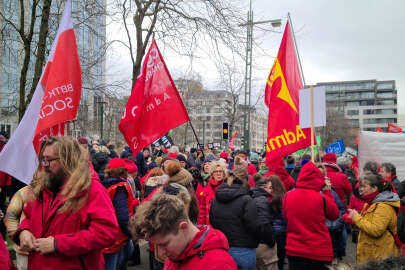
[316,79,398,132]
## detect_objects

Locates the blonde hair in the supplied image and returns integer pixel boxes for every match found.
[209,161,227,176]
[33,136,91,213]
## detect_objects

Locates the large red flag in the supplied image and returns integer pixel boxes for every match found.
[376,126,383,132]
[265,22,312,164]
[33,10,82,150]
[119,39,190,155]
[388,123,402,133]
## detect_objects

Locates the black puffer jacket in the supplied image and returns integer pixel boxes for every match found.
[250,187,276,247]
[209,183,259,248]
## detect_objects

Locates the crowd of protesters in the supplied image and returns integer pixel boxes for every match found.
[1,135,405,270]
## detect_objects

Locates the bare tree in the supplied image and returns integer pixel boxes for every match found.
[108,0,246,87]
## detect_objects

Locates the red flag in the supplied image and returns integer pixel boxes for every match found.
[355,135,359,145]
[119,40,190,155]
[376,127,383,132]
[265,22,312,163]
[33,19,82,151]
[228,131,238,151]
[388,123,402,133]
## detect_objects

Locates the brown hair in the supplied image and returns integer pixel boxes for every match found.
[267,175,286,213]
[228,168,249,188]
[131,193,189,240]
[33,136,91,213]
[105,167,128,179]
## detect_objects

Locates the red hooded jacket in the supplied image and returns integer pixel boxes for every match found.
[283,162,339,262]
[163,226,237,270]
[197,178,224,225]
[0,233,15,270]
[14,180,118,270]
[264,158,294,191]
[324,163,352,205]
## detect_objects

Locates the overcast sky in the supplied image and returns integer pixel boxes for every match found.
[107,0,405,113]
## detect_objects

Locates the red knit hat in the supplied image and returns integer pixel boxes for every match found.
[77,136,88,145]
[107,158,126,169]
[168,152,178,159]
[323,153,337,164]
[123,159,138,173]
[219,152,229,160]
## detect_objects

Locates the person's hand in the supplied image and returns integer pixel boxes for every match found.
[348,208,359,220]
[323,177,332,190]
[34,236,55,255]
[20,230,36,252]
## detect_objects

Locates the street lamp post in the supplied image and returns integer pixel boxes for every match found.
[97,100,107,140]
[239,0,281,151]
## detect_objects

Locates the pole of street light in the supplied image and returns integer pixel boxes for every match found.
[239,0,281,151]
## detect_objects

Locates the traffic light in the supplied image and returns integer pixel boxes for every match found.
[222,122,229,140]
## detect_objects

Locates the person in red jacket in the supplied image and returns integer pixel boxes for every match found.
[323,153,352,205]
[131,193,237,270]
[198,161,227,225]
[13,136,118,270]
[283,161,339,270]
[264,158,295,191]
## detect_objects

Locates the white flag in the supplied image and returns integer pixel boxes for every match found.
[299,86,326,129]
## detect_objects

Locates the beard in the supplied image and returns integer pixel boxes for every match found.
[44,168,67,193]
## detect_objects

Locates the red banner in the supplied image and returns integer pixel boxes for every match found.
[33,28,81,151]
[119,39,190,155]
[228,131,238,151]
[388,123,402,133]
[265,22,312,164]
[376,126,383,132]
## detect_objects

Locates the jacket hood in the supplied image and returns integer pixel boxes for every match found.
[296,161,325,191]
[215,184,249,203]
[250,186,270,199]
[324,163,342,173]
[173,226,229,262]
[372,191,400,207]
[101,177,125,188]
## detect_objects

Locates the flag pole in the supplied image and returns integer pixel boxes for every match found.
[188,121,205,159]
[287,13,306,86]
[310,85,315,162]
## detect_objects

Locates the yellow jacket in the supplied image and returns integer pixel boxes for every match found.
[353,191,400,263]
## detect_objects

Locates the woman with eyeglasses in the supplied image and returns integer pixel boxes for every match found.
[347,172,400,263]
[197,161,227,225]
[209,168,259,270]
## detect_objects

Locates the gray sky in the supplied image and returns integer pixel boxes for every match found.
[107,0,405,113]
[252,0,405,113]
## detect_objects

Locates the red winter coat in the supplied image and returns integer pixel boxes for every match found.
[247,163,257,176]
[264,159,295,191]
[324,163,352,204]
[0,233,15,270]
[15,180,118,270]
[0,144,11,186]
[283,162,339,262]
[163,226,237,270]
[197,178,224,225]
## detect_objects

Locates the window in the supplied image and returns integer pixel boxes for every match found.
[377,92,393,98]
[345,101,360,107]
[377,82,393,90]
[360,100,374,106]
[360,92,374,99]
[376,100,394,105]
[347,110,359,116]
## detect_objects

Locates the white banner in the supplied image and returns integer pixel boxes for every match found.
[359,131,405,181]
[299,86,326,128]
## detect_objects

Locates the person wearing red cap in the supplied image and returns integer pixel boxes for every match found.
[322,153,352,205]
[219,152,229,164]
[101,158,136,270]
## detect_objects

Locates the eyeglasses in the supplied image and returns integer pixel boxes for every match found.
[213,170,223,174]
[41,157,60,166]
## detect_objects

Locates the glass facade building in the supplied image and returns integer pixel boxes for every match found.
[0,0,106,136]
[316,80,398,132]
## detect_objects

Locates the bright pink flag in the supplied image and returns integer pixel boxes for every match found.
[0,0,81,184]
[229,132,238,151]
[119,39,190,155]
